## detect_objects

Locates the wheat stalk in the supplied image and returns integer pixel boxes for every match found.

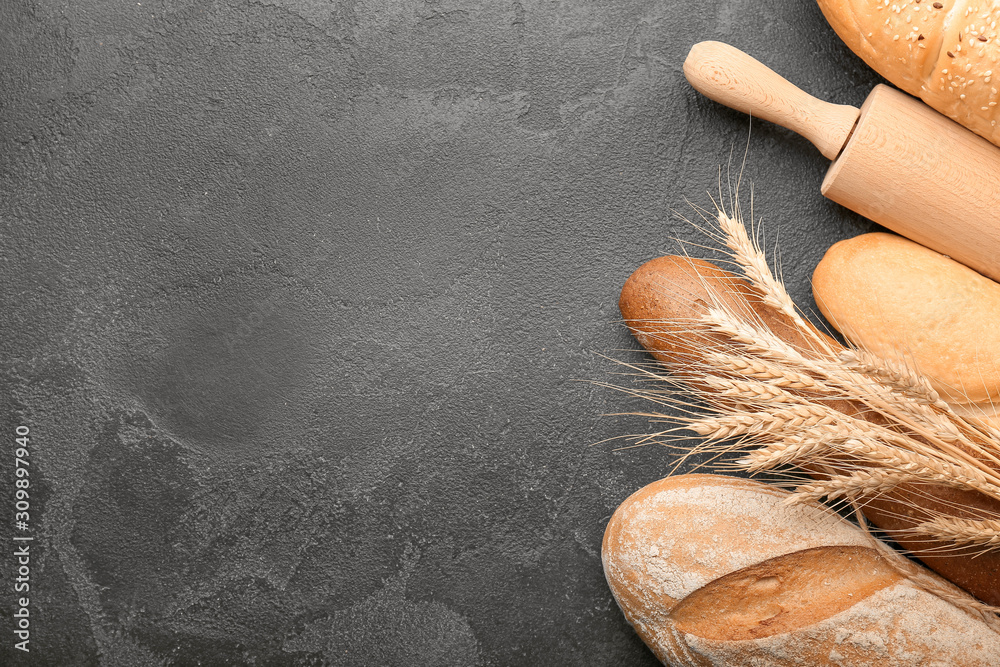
[912,517,1000,549]
[714,208,833,355]
[608,193,1000,616]
[838,348,948,409]
[702,352,826,390]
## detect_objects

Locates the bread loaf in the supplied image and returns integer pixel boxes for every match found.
[816,0,1000,146]
[618,254,1000,605]
[618,255,833,367]
[812,232,1000,407]
[603,474,1000,666]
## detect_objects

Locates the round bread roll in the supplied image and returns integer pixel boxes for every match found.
[817,0,1000,146]
[812,231,1000,407]
[603,474,1000,665]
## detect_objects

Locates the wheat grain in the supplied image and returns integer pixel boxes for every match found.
[607,195,1000,566]
[702,376,794,403]
[702,352,826,390]
[839,348,948,408]
[835,439,1000,497]
[715,209,833,354]
[787,469,910,503]
[913,517,1000,549]
[740,435,832,470]
[689,404,838,440]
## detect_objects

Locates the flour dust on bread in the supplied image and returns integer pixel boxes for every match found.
[602,474,1000,666]
[817,0,1000,146]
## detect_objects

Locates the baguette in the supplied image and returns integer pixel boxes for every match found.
[618,254,1000,605]
[603,474,1000,666]
[816,0,1000,146]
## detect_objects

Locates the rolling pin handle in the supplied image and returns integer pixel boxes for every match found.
[684,41,860,161]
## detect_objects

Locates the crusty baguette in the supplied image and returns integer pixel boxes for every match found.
[816,0,1000,146]
[813,231,1000,406]
[603,474,1000,666]
[618,254,1000,605]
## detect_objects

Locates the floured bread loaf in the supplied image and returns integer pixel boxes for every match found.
[817,0,1000,146]
[602,474,1000,665]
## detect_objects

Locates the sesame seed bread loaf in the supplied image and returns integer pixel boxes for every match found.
[603,474,1000,666]
[817,0,1000,146]
[812,232,1000,407]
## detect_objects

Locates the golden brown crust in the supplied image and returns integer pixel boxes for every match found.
[602,475,879,664]
[619,254,1000,605]
[603,474,1000,665]
[669,546,903,641]
[817,0,1000,146]
[618,255,830,365]
[812,231,1000,405]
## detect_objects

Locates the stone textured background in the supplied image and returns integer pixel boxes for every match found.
[1,0,881,664]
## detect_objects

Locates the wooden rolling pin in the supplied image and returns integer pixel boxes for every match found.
[684,41,1000,282]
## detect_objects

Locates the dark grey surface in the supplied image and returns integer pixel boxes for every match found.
[1,1,882,664]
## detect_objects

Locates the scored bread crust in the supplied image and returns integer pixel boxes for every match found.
[602,474,1000,666]
[683,585,1000,666]
[817,0,1000,146]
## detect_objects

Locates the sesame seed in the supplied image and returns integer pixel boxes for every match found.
[948,51,956,56]
[918,33,925,39]
[980,36,989,41]
[933,2,942,7]
[961,93,967,99]
[894,34,900,40]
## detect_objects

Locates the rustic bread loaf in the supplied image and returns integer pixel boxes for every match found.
[816,0,1000,146]
[618,254,1000,605]
[618,255,832,367]
[603,474,1000,666]
[812,232,1000,407]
